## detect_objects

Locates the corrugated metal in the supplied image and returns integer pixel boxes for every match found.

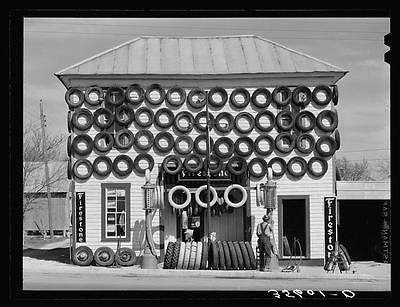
[55,35,347,76]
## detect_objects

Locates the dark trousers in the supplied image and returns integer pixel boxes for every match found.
[258,237,273,270]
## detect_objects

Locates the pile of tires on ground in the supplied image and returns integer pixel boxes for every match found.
[72,245,136,267]
[163,239,257,270]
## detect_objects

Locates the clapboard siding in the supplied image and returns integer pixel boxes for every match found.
[73,84,334,260]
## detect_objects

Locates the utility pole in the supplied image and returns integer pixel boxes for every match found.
[40,99,54,239]
[205,95,211,242]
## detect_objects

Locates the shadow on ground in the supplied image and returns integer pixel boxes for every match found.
[23,248,72,264]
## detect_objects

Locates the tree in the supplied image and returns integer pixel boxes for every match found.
[335,157,374,181]
[375,160,390,181]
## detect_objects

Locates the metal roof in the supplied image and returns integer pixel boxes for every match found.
[55,35,347,76]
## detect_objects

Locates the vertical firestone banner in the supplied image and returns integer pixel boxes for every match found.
[75,192,86,243]
[324,196,337,262]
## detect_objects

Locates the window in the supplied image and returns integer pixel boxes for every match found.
[101,183,130,242]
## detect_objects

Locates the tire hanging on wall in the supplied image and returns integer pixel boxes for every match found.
[315,135,337,157]
[71,108,94,131]
[275,132,295,154]
[295,110,316,132]
[295,133,315,155]
[145,84,166,106]
[183,153,204,173]
[276,110,295,131]
[214,112,234,134]
[125,84,145,106]
[173,111,195,134]
[67,110,72,133]
[272,86,291,108]
[287,156,308,178]
[72,159,93,180]
[255,110,275,132]
[204,154,224,175]
[133,153,155,175]
[312,85,333,106]
[254,135,274,157]
[93,107,114,130]
[187,88,207,109]
[226,155,248,176]
[67,135,72,157]
[133,129,154,152]
[105,86,125,107]
[154,108,174,129]
[194,111,214,132]
[268,157,287,178]
[316,109,338,132]
[65,88,84,109]
[166,86,187,107]
[163,155,183,175]
[194,134,214,156]
[71,134,93,156]
[93,131,114,153]
[234,112,255,134]
[154,131,174,153]
[332,85,339,106]
[114,128,135,150]
[112,154,134,177]
[292,85,312,108]
[94,246,115,267]
[67,157,72,180]
[334,129,341,150]
[229,88,251,109]
[92,156,113,178]
[134,107,154,128]
[72,246,93,266]
[84,86,104,107]
[174,135,194,155]
[116,247,136,266]
[307,156,328,178]
[168,185,191,209]
[195,185,218,208]
[248,157,268,179]
[234,136,254,157]
[224,184,248,208]
[251,88,272,109]
[214,137,234,160]
[207,87,228,109]
[115,104,134,127]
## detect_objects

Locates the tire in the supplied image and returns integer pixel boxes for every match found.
[339,243,352,265]
[193,134,214,156]
[145,84,166,106]
[307,156,328,178]
[115,104,134,127]
[227,241,239,270]
[316,109,338,133]
[133,153,155,174]
[94,246,115,267]
[204,154,223,175]
[65,88,84,109]
[154,131,174,153]
[133,129,154,152]
[255,110,275,132]
[312,85,333,106]
[287,156,308,178]
[254,135,274,157]
[275,132,295,154]
[125,84,145,106]
[229,87,251,109]
[200,239,209,269]
[168,185,191,210]
[174,111,195,134]
[234,112,255,134]
[224,184,247,208]
[177,241,186,269]
[182,242,192,270]
[93,107,114,130]
[166,86,187,107]
[292,85,312,107]
[114,128,135,150]
[163,155,183,175]
[217,241,226,270]
[187,88,207,109]
[84,86,104,107]
[334,129,341,150]
[295,110,316,132]
[332,84,339,106]
[67,135,72,157]
[248,157,268,179]
[134,107,154,128]
[268,157,287,178]
[112,154,134,177]
[226,155,248,176]
[239,241,251,270]
[214,112,234,134]
[194,111,215,132]
[105,86,125,107]
[222,241,232,270]
[92,156,113,178]
[214,137,234,160]
[276,110,295,131]
[67,111,72,133]
[188,241,198,270]
[71,108,94,131]
[244,241,257,269]
[234,137,254,157]
[116,247,136,266]
[208,87,228,109]
[174,135,194,155]
[72,159,93,180]
[72,246,93,266]
[272,86,291,108]
[183,154,203,173]
[295,133,315,155]
[251,88,272,109]
[72,134,93,156]
[67,158,72,180]
[195,185,218,208]
[194,242,203,270]
[210,241,219,270]
[163,241,175,269]
[233,241,244,270]
[154,108,174,129]
[315,135,337,157]
[94,132,114,153]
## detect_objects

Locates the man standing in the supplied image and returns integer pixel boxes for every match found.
[257,209,276,272]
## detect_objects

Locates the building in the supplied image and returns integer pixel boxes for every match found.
[55,35,348,267]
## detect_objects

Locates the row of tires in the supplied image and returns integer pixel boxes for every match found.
[163,240,257,270]
[72,245,136,267]
[68,106,338,134]
[65,84,338,110]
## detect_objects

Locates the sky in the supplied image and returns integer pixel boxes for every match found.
[23,17,390,177]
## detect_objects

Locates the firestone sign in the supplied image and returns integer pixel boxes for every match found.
[324,196,337,262]
[76,192,86,243]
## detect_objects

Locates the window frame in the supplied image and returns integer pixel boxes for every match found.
[101,183,131,242]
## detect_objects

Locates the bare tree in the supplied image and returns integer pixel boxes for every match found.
[375,160,390,181]
[336,157,375,181]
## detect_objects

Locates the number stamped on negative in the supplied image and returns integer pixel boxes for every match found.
[267,289,356,299]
